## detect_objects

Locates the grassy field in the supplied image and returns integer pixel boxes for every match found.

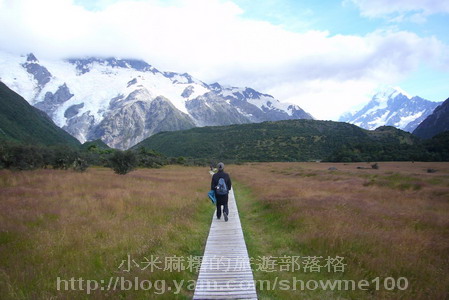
[1,162,448,299]
[232,162,449,299]
[0,166,213,299]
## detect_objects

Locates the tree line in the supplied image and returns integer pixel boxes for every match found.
[325,131,449,162]
[0,139,209,175]
[2,129,448,174]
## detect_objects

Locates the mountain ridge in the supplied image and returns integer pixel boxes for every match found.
[413,98,449,139]
[0,51,313,149]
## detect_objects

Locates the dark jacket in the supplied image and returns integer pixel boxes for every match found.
[211,170,232,194]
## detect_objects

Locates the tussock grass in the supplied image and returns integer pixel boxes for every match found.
[233,162,449,299]
[0,167,212,299]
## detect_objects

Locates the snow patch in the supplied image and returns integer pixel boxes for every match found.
[367,111,390,129]
[0,51,39,102]
[396,111,424,128]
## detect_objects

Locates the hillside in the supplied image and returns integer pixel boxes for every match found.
[0,81,80,147]
[423,131,449,160]
[80,139,111,150]
[134,119,423,162]
[413,98,449,139]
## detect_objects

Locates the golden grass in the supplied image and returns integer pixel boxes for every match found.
[2,162,447,299]
[0,166,213,299]
[232,162,449,299]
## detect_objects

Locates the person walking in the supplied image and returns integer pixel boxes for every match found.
[211,162,232,222]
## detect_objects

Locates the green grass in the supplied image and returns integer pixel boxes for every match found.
[363,173,425,190]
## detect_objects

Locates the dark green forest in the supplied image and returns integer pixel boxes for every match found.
[134,119,449,162]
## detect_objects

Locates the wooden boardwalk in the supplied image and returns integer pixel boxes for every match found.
[193,188,258,299]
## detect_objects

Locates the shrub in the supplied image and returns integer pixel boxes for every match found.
[51,146,78,170]
[1,144,45,170]
[136,147,167,168]
[109,150,137,175]
[73,157,89,172]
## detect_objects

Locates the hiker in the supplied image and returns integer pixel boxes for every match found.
[211,162,232,222]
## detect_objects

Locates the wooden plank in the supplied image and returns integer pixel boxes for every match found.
[193,188,258,300]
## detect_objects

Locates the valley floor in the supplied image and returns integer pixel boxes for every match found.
[0,167,212,299]
[233,161,449,299]
[0,162,448,299]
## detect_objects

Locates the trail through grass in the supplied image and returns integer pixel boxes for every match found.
[2,162,448,299]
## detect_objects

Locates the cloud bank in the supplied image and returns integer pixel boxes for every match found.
[0,0,448,119]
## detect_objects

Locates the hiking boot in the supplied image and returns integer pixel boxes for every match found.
[224,212,228,222]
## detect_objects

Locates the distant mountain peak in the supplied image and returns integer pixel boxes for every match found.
[26,53,39,63]
[339,86,441,132]
[373,86,411,100]
[67,57,158,75]
[208,82,222,92]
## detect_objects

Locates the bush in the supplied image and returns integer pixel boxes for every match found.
[73,157,89,172]
[136,147,167,168]
[109,150,137,175]
[0,142,91,171]
[51,146,78,170]
[0,144,45,170]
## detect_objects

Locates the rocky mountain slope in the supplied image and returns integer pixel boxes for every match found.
[413,98,449,139]
[0,51,313,149]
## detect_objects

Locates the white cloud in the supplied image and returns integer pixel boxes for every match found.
[211,29,448,119]
[0,0,448,120]
[267,79,378,120]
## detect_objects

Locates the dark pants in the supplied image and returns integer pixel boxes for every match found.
[216,194,229,219]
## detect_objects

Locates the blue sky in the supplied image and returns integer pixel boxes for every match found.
[231,0,449,103]
[234,0,449,41]
[1,0,448,119]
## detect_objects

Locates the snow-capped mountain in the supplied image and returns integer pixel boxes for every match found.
[0,51,313,149]
[339,87,442,132]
